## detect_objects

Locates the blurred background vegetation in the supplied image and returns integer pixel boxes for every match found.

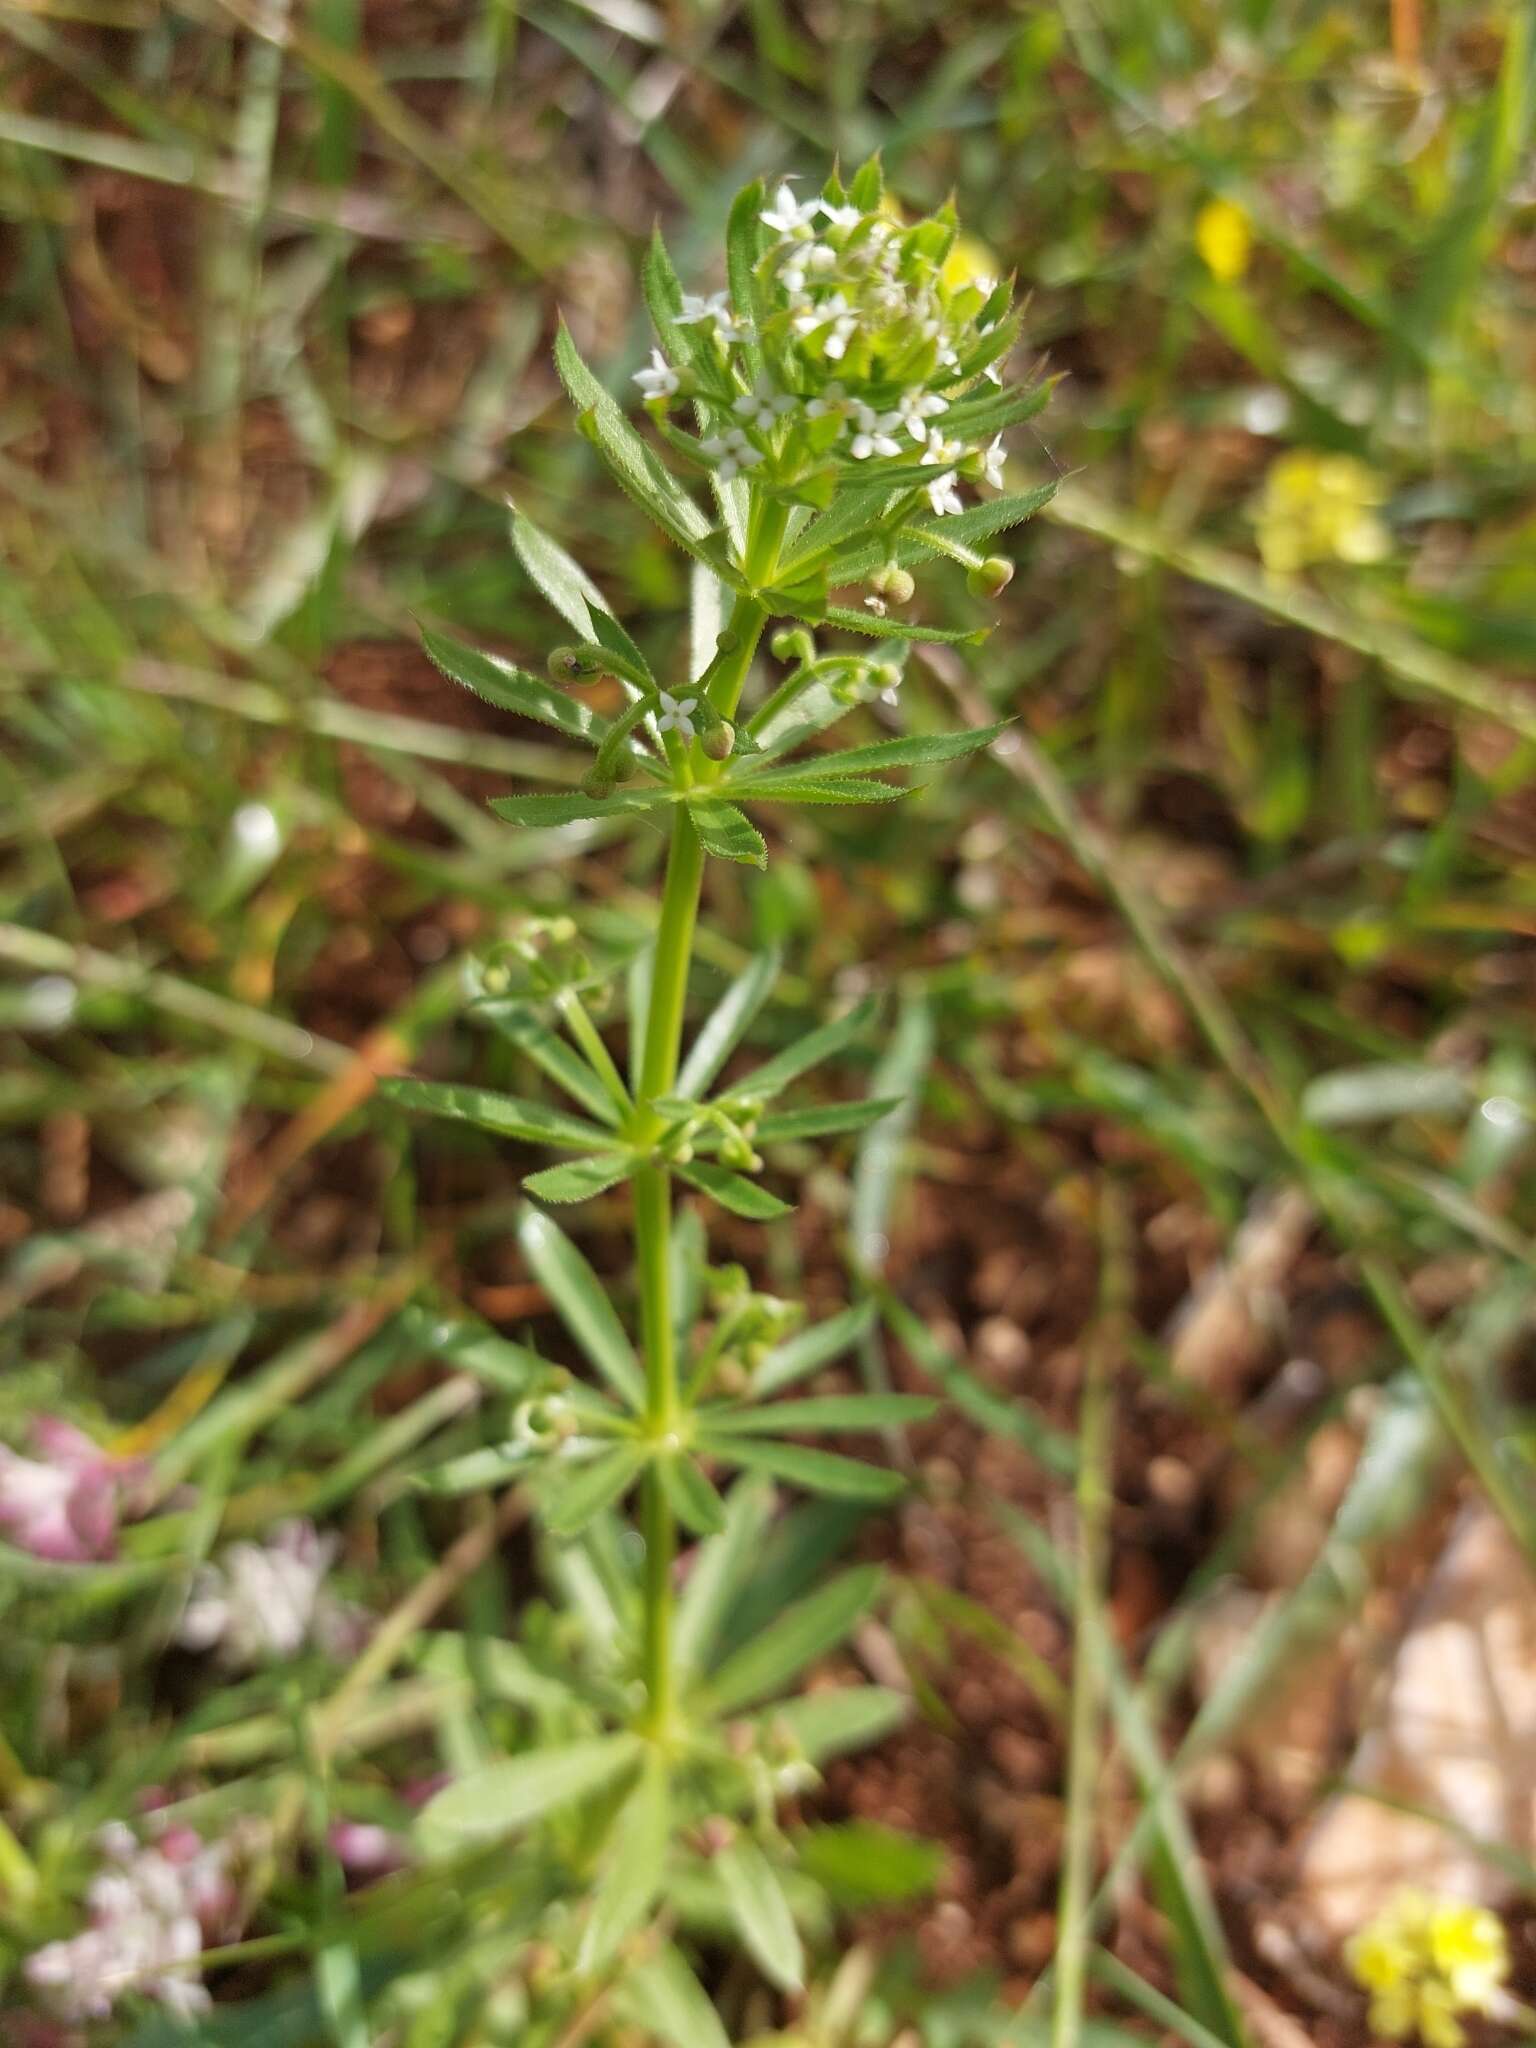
[2,0,1535,2043]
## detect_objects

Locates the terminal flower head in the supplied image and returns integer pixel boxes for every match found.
[1345,1891,1509,2048]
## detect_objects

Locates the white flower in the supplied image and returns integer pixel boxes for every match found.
[924,428,965,466]
[676,291,752,343]
[817,199,862,229]
[823,310,859,360]
[780,243,837,294]
[655,692,699,739]
[178,1519,358,1669]
[733,379,794,431]
[760,182,819,242]
[848,406,903,460]
[699,429,763,481]
[27,1829,236,2023]
[805,380,850,421]
[895,388,949,441]
[632,348,679,401]
[979,434,1007,488]
[790,290,852,339]
[927,470,964,517]
[983,361,1004,385]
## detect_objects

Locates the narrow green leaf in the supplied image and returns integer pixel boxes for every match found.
[657,1449,726,1536]
[553,322,723,563]
[724,179,767,384]
[315,1942,368,2048]
[754,1299,878,1397]
[398,1305,548,1397]
[704,1393,937,1435]
[820,604,984,644]
[938,378,1056,442]
[792,1820,942,1905]
[755,1098,901,1143]
[708,1565,885,1712]
[750,1684,908,1763]
[716,1837,804,1992]
[539,1442,649,1538]
[727,995,877,1102]
[690,800,767,867]
[727,771,909,804]
[739,723,1008,783]
[381,1077,614,1152]
[524,1153,635,1204]
[676,1160,793,1219]
[674,1473,777,1676]
[677,946,781,1098]
[487,790,666,828]
[476,1001,620,1126]
[706,1435,905,1503]
[417,1735,642,1853]
[509,504,650,678]
[616,1945,732,2048]
[516,1208,644,1410]
[879,1288,1077,1478]
[578,1755,670,1973]
[420,625,607,745]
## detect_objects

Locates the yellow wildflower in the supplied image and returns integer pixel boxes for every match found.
[1253,450,1391,576]
[1345,1891,1509,2048]
[1195,198,1252,282]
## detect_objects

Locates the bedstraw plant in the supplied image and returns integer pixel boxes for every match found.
[383,159,1054,2017]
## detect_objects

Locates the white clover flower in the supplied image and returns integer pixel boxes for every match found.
[632,348,679,401]
[760,182,820,242]
[655,692,698,739]
[979,434,1007,488]
[896,388,949,441]
[848,406,903,460]
[733,379,794,432]
[178,1519,359,1669]
[699,429,763,481]
[927,470,964,517]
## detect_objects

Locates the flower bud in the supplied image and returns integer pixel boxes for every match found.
[870,562,916,606]
[701,720,735,762]
[548,645,600,685]
[770,627,815,664]
[966,554,1014,598]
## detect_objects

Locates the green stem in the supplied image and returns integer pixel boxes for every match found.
[633,572,772,1736]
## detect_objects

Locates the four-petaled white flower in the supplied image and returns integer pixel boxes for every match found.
[817,199,861,229]
[760,182,820,242]
[676,291,752,343]
[927,470,964,517]
[979,435,1007,488]
[734,380,794,432]
[632,349,679,401]
[805,380,851,420]
[655,692,699,739]
[896,389,948,441]
[924,428,965,466]
[699,429,763,481]
[780,243,838,294]
[848,405,903,460]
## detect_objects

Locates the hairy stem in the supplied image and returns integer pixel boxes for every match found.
[633,568,772,1736]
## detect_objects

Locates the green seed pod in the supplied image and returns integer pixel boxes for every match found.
[581,767,615,798]
[870,562,916,605]
[548,645,600,684]
[701,720,735,762]
[966,554,1014,598]
[770,626,815,663]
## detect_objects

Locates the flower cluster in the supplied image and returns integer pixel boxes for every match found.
[0,1416,148,1563]
[1346,1891,1510,2048]
[1254,449,1390,575]
[27,1822,238,2024]
[177,1517,362,1669]
[636,165,1021,529]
